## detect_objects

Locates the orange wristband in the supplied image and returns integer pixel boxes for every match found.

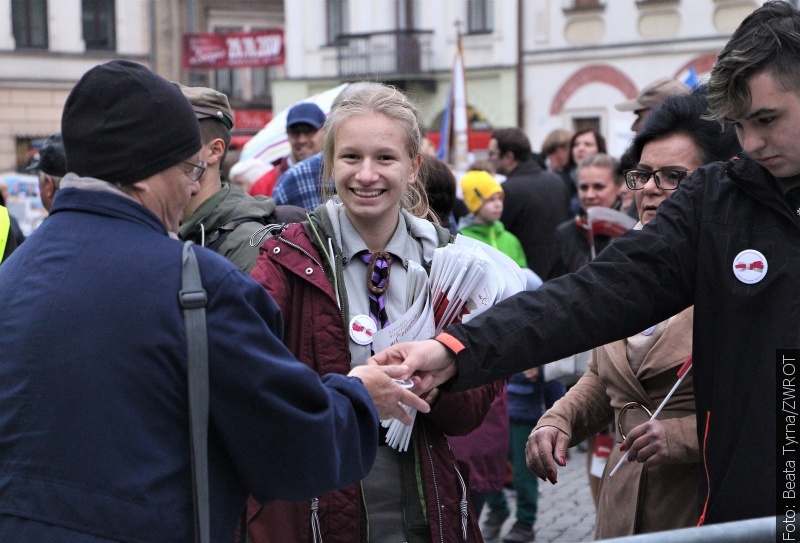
[435,332,465,355]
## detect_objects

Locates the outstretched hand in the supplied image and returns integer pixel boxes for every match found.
[368,339,457,394]
[620,419,670,467]
[526,426,570,485]
[348,364,431,425]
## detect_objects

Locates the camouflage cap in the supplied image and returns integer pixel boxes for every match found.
[615,77,690,112]
[178,84,234,130]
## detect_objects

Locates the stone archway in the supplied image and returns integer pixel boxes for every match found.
[550,65,639,115]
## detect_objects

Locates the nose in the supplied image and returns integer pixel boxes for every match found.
[739,129,765,156]
[642,175,662,194]
[355,159,378,183]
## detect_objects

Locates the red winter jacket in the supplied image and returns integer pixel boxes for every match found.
[248,210,494,543]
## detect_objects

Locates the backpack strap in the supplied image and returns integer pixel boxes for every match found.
[180,241,210,543]
[205,217,260,252]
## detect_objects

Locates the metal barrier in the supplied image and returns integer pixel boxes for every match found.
[597,516,776,543]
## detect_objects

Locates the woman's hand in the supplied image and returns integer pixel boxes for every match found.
[526,426,570,485]
[621,419,670,467]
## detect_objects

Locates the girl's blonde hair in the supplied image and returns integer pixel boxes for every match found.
[321,83,430,219]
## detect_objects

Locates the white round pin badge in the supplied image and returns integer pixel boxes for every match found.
[349,314,377,345]
[640,326,655,336]
[732,249,768,284]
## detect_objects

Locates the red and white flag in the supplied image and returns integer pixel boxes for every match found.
[586,206,637,259]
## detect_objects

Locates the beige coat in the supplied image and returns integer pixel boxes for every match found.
[535,307,698,539]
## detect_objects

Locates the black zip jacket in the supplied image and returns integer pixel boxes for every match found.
[445,155,797,525]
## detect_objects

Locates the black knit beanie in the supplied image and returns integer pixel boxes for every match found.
[62,60,201,185]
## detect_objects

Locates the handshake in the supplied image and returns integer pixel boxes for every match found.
[350,339,458,424]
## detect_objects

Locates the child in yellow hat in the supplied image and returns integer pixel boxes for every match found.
[459,170,527,268]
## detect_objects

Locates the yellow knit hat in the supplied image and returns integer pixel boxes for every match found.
[460,170,503,214]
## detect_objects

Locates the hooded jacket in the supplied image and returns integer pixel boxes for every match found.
[248,202,494,543]
[457,218,527,269]
[179,183,305,272]
[442,155,797,525]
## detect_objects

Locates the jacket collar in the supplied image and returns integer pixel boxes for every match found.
[603,306,694,405]
[506,159,544,179]
[310,200,446,266]
[178,183,278,241]
[49,183,168,236]
[726,155,799,224]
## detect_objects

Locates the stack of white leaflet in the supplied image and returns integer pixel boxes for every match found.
[374,236,525,451]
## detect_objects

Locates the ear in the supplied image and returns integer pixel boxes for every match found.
[42,175,56,200]
[205,138,226,167]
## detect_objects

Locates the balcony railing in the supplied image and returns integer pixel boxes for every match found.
[336,30,434,78]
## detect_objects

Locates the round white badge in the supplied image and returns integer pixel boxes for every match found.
[732,249,768,284]
[640,326,656,336]
[349,314,377,345]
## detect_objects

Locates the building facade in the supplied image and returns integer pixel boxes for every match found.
[278,0,772,158]
[0,0,782,173]
[0,0,150,171]
[525,0,762,156]
[0,0,283,172]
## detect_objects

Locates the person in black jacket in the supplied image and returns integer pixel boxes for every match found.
[488,127,570,281]
[373,1,799,527]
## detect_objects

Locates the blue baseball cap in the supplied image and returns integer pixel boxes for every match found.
[286,102,326,130]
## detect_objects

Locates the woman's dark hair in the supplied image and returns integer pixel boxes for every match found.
[628,85,742,166]
[566,128,607,169]
[421,154,456,223]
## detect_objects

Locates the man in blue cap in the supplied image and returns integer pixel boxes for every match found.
[275,101,326,177]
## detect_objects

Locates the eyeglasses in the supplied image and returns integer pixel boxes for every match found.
[182,160,207,182]
[623,168,690,191]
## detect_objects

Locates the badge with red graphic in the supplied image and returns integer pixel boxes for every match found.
[732,249,768,284]
[349,314,377,345]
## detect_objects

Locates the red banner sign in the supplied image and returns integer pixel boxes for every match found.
[233,109,273,131]
[182,30,284,69]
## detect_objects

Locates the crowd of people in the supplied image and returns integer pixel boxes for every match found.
[0,2,794,542]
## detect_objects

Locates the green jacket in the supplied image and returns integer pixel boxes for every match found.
[179,183,305,273]
[458,218,528,268]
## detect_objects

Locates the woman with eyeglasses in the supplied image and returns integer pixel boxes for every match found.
[526,87,741,539]
[246,83,494,543]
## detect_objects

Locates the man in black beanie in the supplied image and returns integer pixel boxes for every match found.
[0,60,428,542]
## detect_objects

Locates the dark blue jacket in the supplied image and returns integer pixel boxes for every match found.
[507,372,565,426]
[0,187,379,542]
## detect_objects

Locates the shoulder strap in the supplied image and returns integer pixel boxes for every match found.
[180,241,210,543]
[205,217,262,252]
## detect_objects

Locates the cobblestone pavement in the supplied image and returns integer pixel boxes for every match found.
[480,447,597,543]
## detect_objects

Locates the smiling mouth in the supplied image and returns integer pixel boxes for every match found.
[351,188,385,198]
